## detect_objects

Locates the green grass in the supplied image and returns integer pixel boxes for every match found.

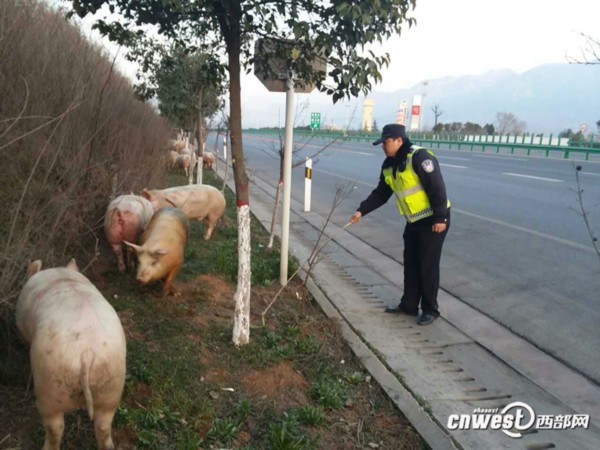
[268,412,317,450]
[1,168,424,449]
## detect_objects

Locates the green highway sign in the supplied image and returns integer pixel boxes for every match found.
[310,112,321,129]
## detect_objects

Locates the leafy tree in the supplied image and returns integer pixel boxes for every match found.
[153,47,223,132]
[69,0,416,345]
[463,122,483,134]
[432,123,444,133]
[596,119,600,133]
[570,131,585,144]
[559,129,574,139]
[449,122,462,132]
[484,123,495,135]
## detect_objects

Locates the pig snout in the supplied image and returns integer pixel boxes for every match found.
[135,266,154,284]
[135,256,165,285]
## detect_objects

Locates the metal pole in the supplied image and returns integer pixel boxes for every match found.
[280,72,295,286]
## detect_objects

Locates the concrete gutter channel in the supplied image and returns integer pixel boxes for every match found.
[214,161,600,449]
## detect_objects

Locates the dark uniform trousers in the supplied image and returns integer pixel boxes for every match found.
[401,210,450,317]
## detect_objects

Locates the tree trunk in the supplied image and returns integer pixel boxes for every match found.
[225,23,251,346]
[233,204,251,344]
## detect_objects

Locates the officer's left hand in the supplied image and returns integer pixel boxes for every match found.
[432,223,447,233]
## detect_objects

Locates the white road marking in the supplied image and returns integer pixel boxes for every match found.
[333,150,374,156]
[472,154,529,161]
[503,172,563,182]
[452,208,596,254]
[580,171,600,177]
[440,163,468,169]
[438,156,471,162]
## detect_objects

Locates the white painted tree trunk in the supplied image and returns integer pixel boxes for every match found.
[232,204,251,346]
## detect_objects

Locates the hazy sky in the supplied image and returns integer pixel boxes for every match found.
[241,0,599,127]
[374,0,598,91]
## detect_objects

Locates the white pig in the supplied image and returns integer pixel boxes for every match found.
[16,259,126,450]
[175,154,191,177]
[202,151,215,170]
[124,206,190,296]
[104,194,154,272]
[166,150,179,170]
[141,184,225,240]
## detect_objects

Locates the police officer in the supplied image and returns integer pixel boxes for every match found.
[350,124,450,325]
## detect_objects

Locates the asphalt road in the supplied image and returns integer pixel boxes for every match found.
[207,132,600,384]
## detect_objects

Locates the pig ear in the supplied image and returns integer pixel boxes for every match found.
[27,260,42,278]
[140,189,151,199]
[123,241,143,254]
[153,249,169,257]
[66,258,79,271]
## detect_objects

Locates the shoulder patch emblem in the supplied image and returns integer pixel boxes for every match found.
[421,159,435,173]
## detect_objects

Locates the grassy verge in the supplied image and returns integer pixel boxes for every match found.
[0,170,424,449]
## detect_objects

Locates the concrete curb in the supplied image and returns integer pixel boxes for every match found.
[305,276,458,450]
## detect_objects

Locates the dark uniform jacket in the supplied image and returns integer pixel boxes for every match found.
[357,138,450,224]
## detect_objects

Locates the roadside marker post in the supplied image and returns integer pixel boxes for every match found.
[304,157,312,212]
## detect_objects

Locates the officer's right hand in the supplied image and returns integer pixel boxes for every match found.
[350,211,362,224]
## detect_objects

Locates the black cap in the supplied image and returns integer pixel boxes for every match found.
[372,123,407,145]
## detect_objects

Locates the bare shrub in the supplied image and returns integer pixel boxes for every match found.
[0,0,172,323]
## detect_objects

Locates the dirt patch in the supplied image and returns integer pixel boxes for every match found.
[242,362,310,410]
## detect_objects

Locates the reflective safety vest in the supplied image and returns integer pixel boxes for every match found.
[382,146,450,223]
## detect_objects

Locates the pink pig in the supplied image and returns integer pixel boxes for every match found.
[124,206,190,296]
[16,259,126,450]
[141,184,225,240]
[104,194,154,272]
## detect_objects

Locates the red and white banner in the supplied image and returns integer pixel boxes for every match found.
[409,94,422,131]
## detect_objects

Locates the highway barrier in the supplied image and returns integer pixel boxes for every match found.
[244,129,600,161]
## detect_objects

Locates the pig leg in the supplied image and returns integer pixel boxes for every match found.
[202,217,216,240]
[125,246,137,270]
[162,265,182,297]
[94,406,117,450]
[111,243,126,272]
[41,413,65,450]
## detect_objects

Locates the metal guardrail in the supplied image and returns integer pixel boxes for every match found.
[245,129,600,161]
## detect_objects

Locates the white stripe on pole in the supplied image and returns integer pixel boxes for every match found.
[223,137,227,162]
[304,157,312,212]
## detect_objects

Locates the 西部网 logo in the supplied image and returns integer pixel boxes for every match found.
[447,401,589,438]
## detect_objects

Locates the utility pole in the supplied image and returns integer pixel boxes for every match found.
[279,68,294,285]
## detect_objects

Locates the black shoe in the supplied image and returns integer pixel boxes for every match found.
[417,313,437,326]
[385,305,418,316]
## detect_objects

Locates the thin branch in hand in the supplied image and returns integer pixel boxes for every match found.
[304,182,354,284]
[260,183,356,324]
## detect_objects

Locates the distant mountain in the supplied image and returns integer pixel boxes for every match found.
[366,63,600,135]
[244,63,599,135]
